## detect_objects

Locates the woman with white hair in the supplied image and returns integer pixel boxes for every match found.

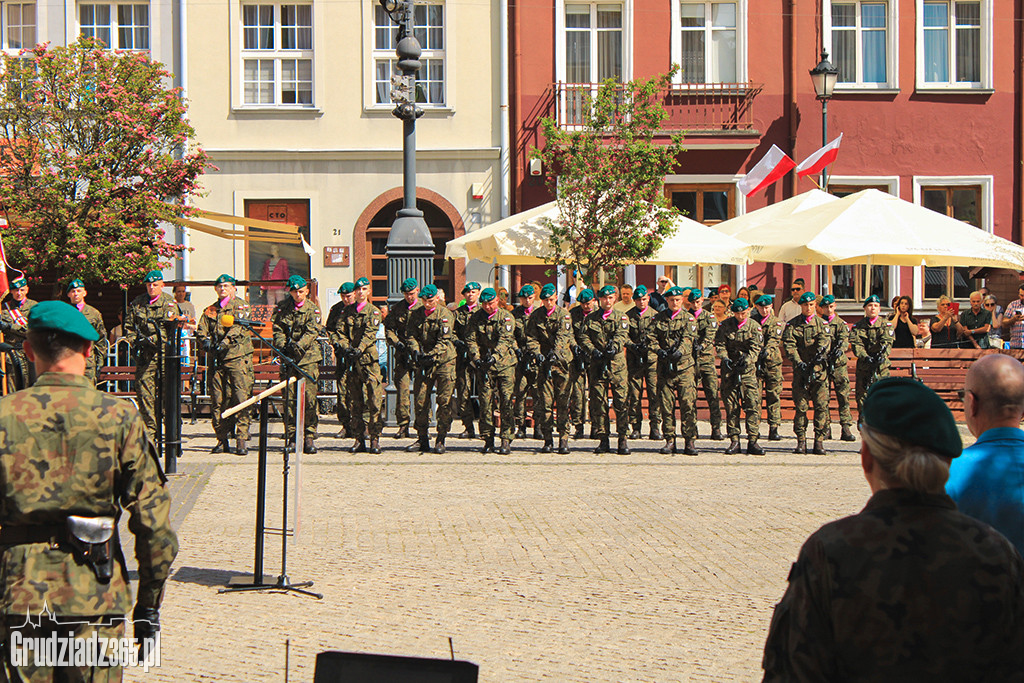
[763,377,1024,681]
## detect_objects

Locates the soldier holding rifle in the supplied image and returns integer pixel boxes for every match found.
[404,284,457,454]
[511,285,539,439]
[715,298,764,455]
[335,277,384,454]
[0,276,36,393]
[751,294,785,441]
[686,288,724,440]
[626,285,661,441]
[451,282,481,438]
[325,282,356,438]
[384,278,422,438]
[466,288,518,454]
[648,286,699,455]
[783,291,831,455]
[65,278,108,386]
[569,288,596,438]
[851,294,895,413]
[578,284,631,455]
[525,283,574,454]
[273,275,321,454]
[818,294,856,442]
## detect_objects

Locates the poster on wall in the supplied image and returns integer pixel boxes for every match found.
[245,199,312,318]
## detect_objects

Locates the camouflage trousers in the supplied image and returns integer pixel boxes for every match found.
[536,365,572,438]
[513,366,538,430]
[792,369,829,440]
[695,359,723,429]
[392,360,414,429]
[134,353,160,439]
[414,361,455,438]
[449,358,476,429]
[2,615,125,683]
[568,366,588,428]
[627,360,661,431]
[478,365,515,440]
[347,362,383,439]
[85,356,100,387]
[335,363,350,430]
[211,355,254,441]
[4,349,31,394]
[757,362,784,428]
[283,363,319,442]
[855,361,889,414]
[660,368,697,439]
[588,365,628,439]
[721,369,760,439]
[825,362,853,430]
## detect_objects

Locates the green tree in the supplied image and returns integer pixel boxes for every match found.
[536,71,685,286]
[0,38,208,287]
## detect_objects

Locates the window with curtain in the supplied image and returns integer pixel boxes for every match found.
[831,1,887,84]
[564,3,622,83]
[922,0,980,85]
[241,3,313,106]
[666,184,736,291]
[679,1,737,84]
[4,3,36,51]
[373,0,445,105]
[922,185,981,300]
[80,3,149,50]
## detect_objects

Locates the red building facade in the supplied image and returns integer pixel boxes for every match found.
[509,0,1021,312]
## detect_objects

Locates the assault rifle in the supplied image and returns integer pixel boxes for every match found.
[571,345,587,373]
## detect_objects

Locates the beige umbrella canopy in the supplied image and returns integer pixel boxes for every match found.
[445,201,753,266]
[716,188,1024,269]
[714,189,838,242]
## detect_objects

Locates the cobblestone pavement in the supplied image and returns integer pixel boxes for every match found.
[125,418,889,682]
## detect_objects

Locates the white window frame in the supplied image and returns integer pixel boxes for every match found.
[554,0,632,84]
[77,2,150,51]
[915,0,992,91]
[823,0,899,91]
[669,0,747,86]
[2,2,36,53]
[237,3,315,108]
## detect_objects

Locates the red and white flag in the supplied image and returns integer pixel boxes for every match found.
[796,133,843,178]
[737,145,797,197]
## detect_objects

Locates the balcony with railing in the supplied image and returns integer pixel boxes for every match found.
[552,81,763,135]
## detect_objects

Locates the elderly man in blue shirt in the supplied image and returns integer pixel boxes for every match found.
[946,353,1024,554]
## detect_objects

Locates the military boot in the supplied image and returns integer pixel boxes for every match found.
[481,437,496,454]
[349,439,367,454]
[793,439,807,454]
[499,438,512,455]
[532,426,542,440]
[557,435,569,454]
[710,425,724,441]
[434,436,446,454]
[235,439,248,456]
[682,438,698,456]
[406,434,430,452]
[660,438,677,455]
[813,438,827,455]
[304,437,317,454]
[368,437,381,455]
[724,438,740,455]
[840,425,857,442]
[768,425,781,441]
[617,436,631,455]
[211,439,229,454]
[574,424,585,439]
[593,437,611,454]
[747,439,765,456]
[515,425,527,440]
[650,424,663,440]
[396,425,410,439]
[459,423,476,439]
[628,426,641,440]
[540,437,554,454]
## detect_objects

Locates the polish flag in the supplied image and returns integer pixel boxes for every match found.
[737,145,797,197]
[796,133,844,178]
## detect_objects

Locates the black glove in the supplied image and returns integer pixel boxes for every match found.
[419,353,435,369]
[470,358,481,370]
[213,340,228,356]
[657,348,669,360]
[721,358,733,373]
[591,348,604,362]
[137,336,158,352]
[0,319,11,332]
[285,342,301,358]
[604,344,617,358]
[796,361,809,374]
[669,349,683,362]
[132,605,160,656]
[200,337,213,352]
[547,351,558,365]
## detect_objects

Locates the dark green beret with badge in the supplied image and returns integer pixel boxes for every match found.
[798,291,817,304]
[400,278,419,293]
[462,281,481,294]
[665,286,685,297]
[597,285,616,297]
[632,285,647,299]
[861,377,962,459]
[287,275,307,290]
[577,288,594,303]
[540,283,556,299]
[10,276,27,289]
[355,277,370,288]
[688,289,703,302]
[338,282,355,295]
[754,294,773,306]
[864,294,881,306]
[730,297,750,312]
[142,270,163,284]
[517,285,534,298]
[215,274,235,285]
[480,287,497,302]
[420,284,438,298]
[66,279,85,293]
[821,294,835,305]
[28,301,100,342]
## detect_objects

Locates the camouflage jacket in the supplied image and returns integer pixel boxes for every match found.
[78,303,109,366]
[714,317,763,369]
[783,314,831,368]
[525,306,574,368]
[511,304,537,352]
[125,292,180,360]
[626,305,659,368]
[850,316,895,368]
[0,298,36,346]
[406,304,456,365]
[466,307,517,371]
[763,489,1024,682]
[822,314,851,367]
[578,307,630,372]
[752,311,786,366]
[691,307,720,366]
[272,298,322,366]
[384,298,421,349]
[197,296,254,362]
[647,308,698,374]
[453,302,480,341]
[335,302,382,366]
[0,372,178,616]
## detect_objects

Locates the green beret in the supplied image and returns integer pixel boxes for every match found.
[142,270,163,284]
[479,287,497,302]
[730,298,750,312]
[540,283,557,299]
[338,282,355,295]
[27,301,100,342]
[577,288,595,303]
[754,294,774,306]
[354,277,370,288]
[597,285,616,297]
[820,294,836,305]
[632,285,648,299]
[215,274,235,285]
[798,292,817,304]
[665,286,685,297]
[861,377,962,459]
[517,285,534,298]
[864,294,881,306]
[462,281,481,293]
[400,278,419,293]
[687,289,703,302]
[287,275,307,290]
[66,279,85,293]
[421,284,438,298]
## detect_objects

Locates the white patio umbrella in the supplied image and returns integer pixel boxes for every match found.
[714,189,838,241]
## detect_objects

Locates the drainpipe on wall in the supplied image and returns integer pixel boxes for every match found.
[178,0,190,282]
[783,0,798,290]
[498,0,511,291]
[1017,0,1024,248]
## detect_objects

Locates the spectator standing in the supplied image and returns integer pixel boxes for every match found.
[613,284,634,313]
[888,295,920,349]
[985,295,1004,348]
[711,299,729,323]
[716,284,732,308]
[930,295,965,348]
[173,284,198,331]
[958,291,992,349]
[650,275,673,312]
[778,278,805,322]
[1002,283,1024,348]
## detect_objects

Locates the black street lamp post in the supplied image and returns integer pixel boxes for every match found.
[809,49,839,189]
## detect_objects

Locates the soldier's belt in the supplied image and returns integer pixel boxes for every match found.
[0,523,67,546]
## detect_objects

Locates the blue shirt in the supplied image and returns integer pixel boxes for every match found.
[946,427,1024,555]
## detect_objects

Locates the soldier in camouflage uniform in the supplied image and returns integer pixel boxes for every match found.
[579,285,631,454]
[625,286,661,441]
[525,283,574,454]
[196,274,255,455]
[511,285,539,439]
[451,282,481,438]
[65,278,108,385]
[0,276,37,393]
[818,294,856,442]
[783,292,831,455]
[404,284,457,454]
[715,298,764,455]
[0,301,177,682]
[763,378,1024,681]
[384,278,422,438]
[648,286,699,455]
[335,277,384,454]
[325,282,356,438]
[466,288,517,454]
[850,294,895,414]
[125,270,182,440]
[273,275,322,453]
[752,294,785,441]
[569,288,596,438]
[686,289,724,440]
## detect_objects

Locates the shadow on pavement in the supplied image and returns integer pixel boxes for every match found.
[171,566,250,587]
